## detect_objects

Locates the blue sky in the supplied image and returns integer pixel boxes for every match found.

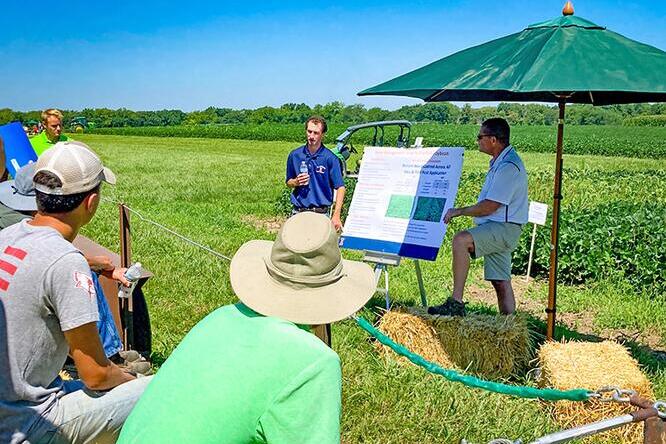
[2,0,664,111]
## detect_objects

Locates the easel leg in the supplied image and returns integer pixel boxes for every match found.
[414,260,428,306]
[384,267,390,310]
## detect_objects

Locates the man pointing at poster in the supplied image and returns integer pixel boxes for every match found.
[429,118,528,316]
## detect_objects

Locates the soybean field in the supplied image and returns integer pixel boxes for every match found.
[76,133,665,444]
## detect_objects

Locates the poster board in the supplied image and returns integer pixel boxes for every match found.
[0,122,37,177]
[340,146,464,261]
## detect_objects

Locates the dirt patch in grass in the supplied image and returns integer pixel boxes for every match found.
[241,215,285,234]
[466,277,665,357]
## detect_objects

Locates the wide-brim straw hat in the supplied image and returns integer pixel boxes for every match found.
[230,212,376,325]
[0,163,37,212]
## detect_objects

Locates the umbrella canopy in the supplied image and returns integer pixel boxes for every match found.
[358,5,666,340]
[360,15,666,104]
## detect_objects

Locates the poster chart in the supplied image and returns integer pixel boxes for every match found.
[340,146,464,261]
[0,122,37,177]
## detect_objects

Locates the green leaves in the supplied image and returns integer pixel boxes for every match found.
[513,202,666,296]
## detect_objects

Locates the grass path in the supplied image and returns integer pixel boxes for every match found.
[77,134,664,443]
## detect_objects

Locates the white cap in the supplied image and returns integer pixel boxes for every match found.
[34,141,116,195]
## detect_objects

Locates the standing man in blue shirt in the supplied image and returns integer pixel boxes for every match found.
[286,116,346,231]
[429,118,528,316]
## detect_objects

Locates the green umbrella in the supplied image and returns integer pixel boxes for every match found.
[359,4,666,339]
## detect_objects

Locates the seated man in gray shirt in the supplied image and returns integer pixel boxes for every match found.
[0,142,152,444]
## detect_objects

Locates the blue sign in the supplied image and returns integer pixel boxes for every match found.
[0,122,37,177]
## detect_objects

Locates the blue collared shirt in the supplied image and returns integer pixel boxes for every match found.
[286,144,345,209]
[474,145,528,225]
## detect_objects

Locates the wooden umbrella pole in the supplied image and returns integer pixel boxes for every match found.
[547,100,566,340]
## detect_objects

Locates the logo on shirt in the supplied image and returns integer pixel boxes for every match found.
[74,271,96,299]
[315,165,326,174]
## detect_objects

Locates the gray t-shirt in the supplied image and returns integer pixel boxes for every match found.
[0,220,99,443]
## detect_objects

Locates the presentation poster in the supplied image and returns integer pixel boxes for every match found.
[340,146,464,261]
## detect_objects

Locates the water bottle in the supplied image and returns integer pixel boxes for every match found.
[118,262,143,299]
[299,160,309,185]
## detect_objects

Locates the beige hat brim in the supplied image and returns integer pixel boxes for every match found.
[101,166,116,185]
[230,240,376,325]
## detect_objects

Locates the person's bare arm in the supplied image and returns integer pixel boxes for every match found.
[443,199,501,223]
[331,186,346,231]
[64,322,135,391]
[85,255,129,286]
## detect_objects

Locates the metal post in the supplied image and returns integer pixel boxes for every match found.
[546,100,566,340]
[119,203,134,350]
[530,414,635,443]
[414,260,428,306]
[525,223,538,283]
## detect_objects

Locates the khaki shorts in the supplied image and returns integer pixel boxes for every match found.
[468,222,523,281]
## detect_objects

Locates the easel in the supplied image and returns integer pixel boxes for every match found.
[363,251,428,309]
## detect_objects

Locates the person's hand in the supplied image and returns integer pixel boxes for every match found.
[101,267,130,286]
[296,173,310,186]
[443,208,461,224]
[331,214,343,232]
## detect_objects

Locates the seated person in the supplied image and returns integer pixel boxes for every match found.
[118,212,376,443]
[0,162,150,374]
[0,142,153,443]
[30,108,69,156]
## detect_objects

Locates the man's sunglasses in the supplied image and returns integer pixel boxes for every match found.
[476,134,496,140]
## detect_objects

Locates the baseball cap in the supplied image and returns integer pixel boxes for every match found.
[34,141,116,195]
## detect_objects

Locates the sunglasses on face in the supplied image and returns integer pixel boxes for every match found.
[477,134,496,140]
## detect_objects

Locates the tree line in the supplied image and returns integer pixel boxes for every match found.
[2,101,665,128]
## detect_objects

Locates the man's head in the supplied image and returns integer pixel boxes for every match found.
[230,212,375,325]
[33,142,116,223]
[477,117,510,156]
[41,108,64,142]
[305,116,327,151]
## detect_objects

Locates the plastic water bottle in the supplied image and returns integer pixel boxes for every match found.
[299,160,309,185]
[118,262,143,299]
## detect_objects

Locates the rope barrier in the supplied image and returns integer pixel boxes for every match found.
[353,315,591,402]
[101,197,233,262]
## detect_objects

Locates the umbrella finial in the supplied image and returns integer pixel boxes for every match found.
[562,1,574,15]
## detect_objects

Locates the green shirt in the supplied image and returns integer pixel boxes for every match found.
[118,304,342,444]
[28,132,69,157]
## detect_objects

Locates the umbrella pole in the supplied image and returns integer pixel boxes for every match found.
[546,100,566,340]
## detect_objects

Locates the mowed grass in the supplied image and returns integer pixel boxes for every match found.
[76,134,665,444]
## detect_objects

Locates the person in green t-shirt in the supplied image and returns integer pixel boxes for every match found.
[29,108,69,156]
[118,212,376,444]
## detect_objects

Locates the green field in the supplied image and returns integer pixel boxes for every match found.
[76,133,665,444]
[89,123,666,159]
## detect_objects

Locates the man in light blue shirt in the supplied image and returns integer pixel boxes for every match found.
[429,118,527,316]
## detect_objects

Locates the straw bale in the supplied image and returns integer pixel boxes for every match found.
[376,309,455,369]
[538,340,654,443]
[376,308,531,379]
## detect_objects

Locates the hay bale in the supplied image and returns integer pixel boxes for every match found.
[376,309,455,369]
[538,340,654,443]
[376,308,531,379]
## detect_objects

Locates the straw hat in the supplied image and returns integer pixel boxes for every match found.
[230,212,375,325]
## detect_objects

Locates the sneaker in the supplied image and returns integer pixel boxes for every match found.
[110,350,153,375]
[121,360,153,375]
[427,297,467,317]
